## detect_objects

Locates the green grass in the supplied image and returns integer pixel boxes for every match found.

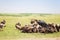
[0,14,60,40]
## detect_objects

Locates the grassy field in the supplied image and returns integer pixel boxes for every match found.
[0,13,60,40]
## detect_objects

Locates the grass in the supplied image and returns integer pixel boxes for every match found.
[0,14,60,40]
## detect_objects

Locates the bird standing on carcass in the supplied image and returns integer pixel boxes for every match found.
[30,19,48,33]
[30,19,42,33]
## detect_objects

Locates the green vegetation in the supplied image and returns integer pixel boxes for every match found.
[0,13,52,17]
[0,13,60,40]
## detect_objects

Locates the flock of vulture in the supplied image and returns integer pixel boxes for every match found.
[0,19,60,33]
[15,19,60,33]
